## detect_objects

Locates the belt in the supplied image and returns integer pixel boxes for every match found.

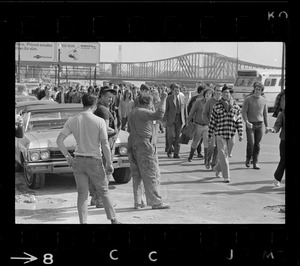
[75,155,94,159]
[250,121,263,124]
[195,122,207,126]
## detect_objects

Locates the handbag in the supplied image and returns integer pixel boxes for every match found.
[183,122,195,138]
[178,123,195,144]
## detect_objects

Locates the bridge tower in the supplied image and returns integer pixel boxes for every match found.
[118,45,122,62]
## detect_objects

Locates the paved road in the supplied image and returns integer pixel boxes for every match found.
[15,114,285,224]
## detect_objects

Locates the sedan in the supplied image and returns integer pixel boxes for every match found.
[15,103,131,189]
[15,95,38,103]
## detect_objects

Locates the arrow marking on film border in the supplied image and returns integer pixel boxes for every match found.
[10,252,38,264]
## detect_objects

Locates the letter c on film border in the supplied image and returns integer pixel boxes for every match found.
[110,249,118,260]
[149,251,157,262]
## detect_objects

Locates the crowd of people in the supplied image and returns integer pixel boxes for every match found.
[49,79,285,224]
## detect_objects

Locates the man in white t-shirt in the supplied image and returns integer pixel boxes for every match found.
[56,93,121,224]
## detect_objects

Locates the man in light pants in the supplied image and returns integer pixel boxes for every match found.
[202,85,223,169]
[208,85,243,183]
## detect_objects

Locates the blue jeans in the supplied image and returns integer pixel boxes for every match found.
[246,122,263,164]
[72,157,116,224]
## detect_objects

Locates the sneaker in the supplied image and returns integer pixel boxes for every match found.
[274,179,281,187]
[224,178,230,183]
[152,203,170,209]
[111,218,122,224]
[134,202,146,209]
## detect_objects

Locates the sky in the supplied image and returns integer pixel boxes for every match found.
[99,42,284,68]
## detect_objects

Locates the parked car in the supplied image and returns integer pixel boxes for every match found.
[15,95,38,103]
[16,100,58,115]
[15,103,131,189]
[16,83,29,96]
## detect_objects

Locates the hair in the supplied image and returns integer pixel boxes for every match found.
[138,92,153,106]
[123,89,133,100]
[221,84,231,92]
[151,88,160,103]
[202,87,214,98]
[81,93,98,107]
[197,84,206,94]
[253,81,265,91]
[214,84,222,90]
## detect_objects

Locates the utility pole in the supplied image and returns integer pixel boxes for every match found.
[57,43,62,87]
[17,42,21,82]
[236,42,239,77]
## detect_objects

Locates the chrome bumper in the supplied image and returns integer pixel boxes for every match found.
[26,157,130,174]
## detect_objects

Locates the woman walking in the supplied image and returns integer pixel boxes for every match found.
[118,89,134,131]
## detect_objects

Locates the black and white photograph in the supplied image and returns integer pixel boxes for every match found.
[15,42,285,224]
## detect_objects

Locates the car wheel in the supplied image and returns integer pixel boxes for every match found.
[24,167,46,189]
[113,168,131,184]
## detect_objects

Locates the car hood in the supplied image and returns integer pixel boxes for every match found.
[24,129,129,150]
[25,130,76,150]
[116,130,129,143]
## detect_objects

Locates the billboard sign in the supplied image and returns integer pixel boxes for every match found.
[57,42,100,64]
[15,42,55,62]
[15,42,100,65]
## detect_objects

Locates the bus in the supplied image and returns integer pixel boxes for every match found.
[233,69,285,110]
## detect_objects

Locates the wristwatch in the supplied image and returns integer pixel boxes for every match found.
[65,154,71,159]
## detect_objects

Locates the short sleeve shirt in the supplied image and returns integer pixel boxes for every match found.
[60,111,107,159]
[94,104,115,129]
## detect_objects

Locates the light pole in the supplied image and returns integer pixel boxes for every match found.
[94,63,99,86]
[17,42,21,82]
[236,42,239,76]
[57,43,62,87]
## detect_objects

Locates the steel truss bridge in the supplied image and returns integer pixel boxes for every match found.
[18,52,282,85]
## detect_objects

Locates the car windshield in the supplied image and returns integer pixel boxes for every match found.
[15,96,37,102]
[25,109,80,131]
[234,77,257,87]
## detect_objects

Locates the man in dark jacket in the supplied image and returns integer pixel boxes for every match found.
[187,84,206,158]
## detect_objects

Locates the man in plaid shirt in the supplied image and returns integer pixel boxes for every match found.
[208,85,243,183]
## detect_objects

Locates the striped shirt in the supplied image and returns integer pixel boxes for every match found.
[208,101,243,139]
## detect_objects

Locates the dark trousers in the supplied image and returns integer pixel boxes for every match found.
[197,138,203,154]
[274,139,285,182]
[121,117,128,131]
[246,122,263,164]
[166,115,182,155]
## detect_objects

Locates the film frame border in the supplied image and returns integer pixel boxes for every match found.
[2,1,297,265]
